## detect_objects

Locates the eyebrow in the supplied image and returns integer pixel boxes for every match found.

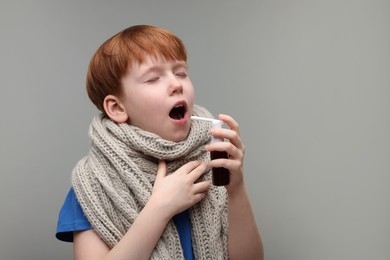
[173,62,189,71]
[140,65,162,77]
[140,61,188,77]
[173,61,188,69]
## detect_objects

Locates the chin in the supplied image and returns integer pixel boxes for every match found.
[168,133,188,142]
[165,129,190,142]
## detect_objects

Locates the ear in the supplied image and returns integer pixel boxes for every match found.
[103,95,129,123]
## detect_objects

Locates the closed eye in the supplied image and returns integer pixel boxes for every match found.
[173,63,189,78]
[145,77,159,83]
[175,72,187,78]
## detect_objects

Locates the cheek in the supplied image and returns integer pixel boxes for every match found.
[187,81,195,96]
[186,87,195,104]
[129,89,160,108]
[134,94,165,120]
[143,95,165,112]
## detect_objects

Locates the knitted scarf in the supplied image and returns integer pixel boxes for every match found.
[72,105,228,259]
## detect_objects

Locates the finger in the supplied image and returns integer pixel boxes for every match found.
[155,160,167,184]
[193,180,211,194]
[206,141,243,159]
[207,158,241,172]
[211,125,244,150]
[192,192,208,204]
[177,160,202,174]
[218,114,240,134]
[187,163,208,182]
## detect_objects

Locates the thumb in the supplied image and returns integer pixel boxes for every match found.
[155,160,167,184]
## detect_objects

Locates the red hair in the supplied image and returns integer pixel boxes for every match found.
[86,25,187,113]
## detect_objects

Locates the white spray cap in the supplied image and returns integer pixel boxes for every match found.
[211,119,223,128]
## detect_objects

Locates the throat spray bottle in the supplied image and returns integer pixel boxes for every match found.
[191,116,230,186]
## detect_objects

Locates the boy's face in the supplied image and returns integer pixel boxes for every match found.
[119,56,195,142]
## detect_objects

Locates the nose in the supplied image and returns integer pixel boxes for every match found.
[168,75,183,96]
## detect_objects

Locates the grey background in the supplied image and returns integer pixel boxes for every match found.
[1,0,389,259]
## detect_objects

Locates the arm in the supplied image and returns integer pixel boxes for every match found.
[206,114,264,260]
[227,184,264,260]
[74,160,210,260]
[74,195,172,260]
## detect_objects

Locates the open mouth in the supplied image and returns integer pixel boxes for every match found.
[169,103,187,120]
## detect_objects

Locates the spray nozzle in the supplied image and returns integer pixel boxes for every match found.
[190,116,223,128]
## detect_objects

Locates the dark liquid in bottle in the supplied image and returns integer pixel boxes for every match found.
[211,151,230,186]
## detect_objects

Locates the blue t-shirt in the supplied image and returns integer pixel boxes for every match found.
[56,188,194,260]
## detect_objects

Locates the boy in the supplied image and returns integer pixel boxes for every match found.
[56,25,263,259]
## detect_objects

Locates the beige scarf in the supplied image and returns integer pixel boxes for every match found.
[72,105,228,259]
